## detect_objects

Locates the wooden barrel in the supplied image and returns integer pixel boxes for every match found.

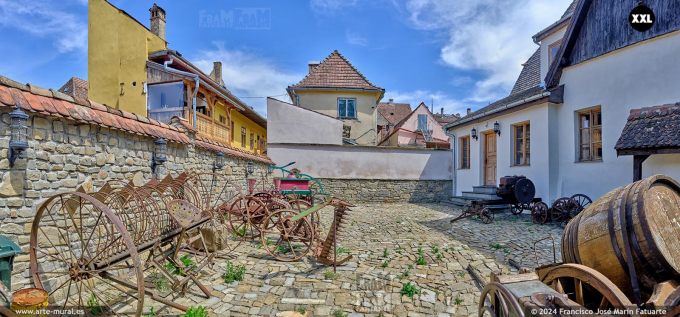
[562,174,680,302]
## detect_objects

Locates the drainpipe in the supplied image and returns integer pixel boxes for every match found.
[445,129,457,196]
[164,58,200,129]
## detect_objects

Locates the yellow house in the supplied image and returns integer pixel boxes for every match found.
[287,50,384,145]
[88,0,266,154]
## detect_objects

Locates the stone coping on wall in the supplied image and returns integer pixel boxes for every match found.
[0,74,273,164]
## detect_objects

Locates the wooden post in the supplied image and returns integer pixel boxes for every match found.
[633,154,649,181]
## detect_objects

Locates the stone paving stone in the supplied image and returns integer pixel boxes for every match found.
[118,203,562,316]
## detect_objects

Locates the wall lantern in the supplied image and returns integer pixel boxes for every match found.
[213,152,225,171]
[246,161,254,177]
[471,128,478,140]
[9,107,29,167]
[151,138,167,173]
[493,121,501,136]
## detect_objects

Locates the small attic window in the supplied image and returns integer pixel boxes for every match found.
[548,40,562,64]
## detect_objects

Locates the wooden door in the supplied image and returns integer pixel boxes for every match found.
[484,133,497,186]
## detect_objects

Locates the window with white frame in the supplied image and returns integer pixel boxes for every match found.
[337,98,357,119]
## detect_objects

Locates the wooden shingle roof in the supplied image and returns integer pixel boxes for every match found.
[616,103,680,155]
[289,50,383,91]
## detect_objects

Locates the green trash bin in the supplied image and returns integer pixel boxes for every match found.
[0,236,21,290]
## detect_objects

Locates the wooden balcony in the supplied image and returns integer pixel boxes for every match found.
[196,113,230,145]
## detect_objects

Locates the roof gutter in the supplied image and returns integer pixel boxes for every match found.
[532,14,572,43]
[445,91,550,129]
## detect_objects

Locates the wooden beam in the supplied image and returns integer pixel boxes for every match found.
[633,155,650,181]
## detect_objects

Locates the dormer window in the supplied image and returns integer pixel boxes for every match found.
[548,40,562,65]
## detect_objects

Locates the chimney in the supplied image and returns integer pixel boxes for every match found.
[308,61,319,73]
[150,4,166,41]
[440,107,444,115]
[212,61,223,84]
[388,98,394,103]
[466,107,471,115]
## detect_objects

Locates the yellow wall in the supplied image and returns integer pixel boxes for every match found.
[231,110,266,154]
[88,0,166,115]
[293,89,381,145]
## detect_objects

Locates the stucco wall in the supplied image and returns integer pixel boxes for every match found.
[451,102,556,200]
[556,29,680,199]
[0,110,269,290]
[398,105,449,144]
[267,98,342,145]
[295,90,379,145]
[267,144,452,181]
[88,0,167,115]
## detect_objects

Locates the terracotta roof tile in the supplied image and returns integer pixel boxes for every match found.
[0,75,191,144]
[378,102,412,125]
[290,50,383,90]
[58,77,89,100]
[194,135,273,165]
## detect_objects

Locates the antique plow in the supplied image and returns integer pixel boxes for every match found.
[28,172,242,316]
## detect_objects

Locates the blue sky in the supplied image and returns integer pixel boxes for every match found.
[0,0,571,116]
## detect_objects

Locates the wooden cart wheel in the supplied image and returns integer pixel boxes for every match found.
[479,208,494,224]
[478,282,525,317]
[570,194,592,212]
[227,196,268,239]
[540,263,634,312]
[259,209,314,262]
[531,202,549,224]
[29,192,144,316]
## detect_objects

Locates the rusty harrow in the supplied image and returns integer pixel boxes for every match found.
[28,172,243,316]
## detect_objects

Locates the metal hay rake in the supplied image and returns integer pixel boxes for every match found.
[28,172,243,316]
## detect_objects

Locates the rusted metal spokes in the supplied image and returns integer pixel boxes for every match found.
[29,192,144,316]
[478,282,525,317]
[260,209,314,261]
[227,196,269,239]
[539,263,634,312]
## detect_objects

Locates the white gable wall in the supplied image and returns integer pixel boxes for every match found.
[557,29,680,199]
[450,101,556,200]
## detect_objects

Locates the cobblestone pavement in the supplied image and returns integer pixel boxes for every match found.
[143,203,564,316]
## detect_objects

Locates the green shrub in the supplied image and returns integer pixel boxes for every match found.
[323,269,337,280]
[165,255,195,276]
[87,293,104,315]
[182,306,208,317]
[332,309,347,317]
[223,261,246,283]
[149,271,169,292]
[400,282,420,298]
[454,295,464,305]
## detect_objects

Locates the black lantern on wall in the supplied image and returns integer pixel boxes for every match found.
[9,107,29,167]
[214,152,225,171]
[151,138,167,173]
[471,128,478,140]
[493,121,501,136]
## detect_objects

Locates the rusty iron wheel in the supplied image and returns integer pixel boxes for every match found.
[260,209,314,262]
[227,196,268,239]
[540,263,634,312]
[570,194,592,213]
[29,192,144,316]
[479,207,494,224]
[478,282,525,317]
[531,202,549,224]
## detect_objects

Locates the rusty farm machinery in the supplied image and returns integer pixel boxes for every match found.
[478,175,680,316]
[28,167,353,316]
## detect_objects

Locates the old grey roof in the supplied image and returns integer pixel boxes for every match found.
[615,103,680,154]
[510,49,541,95]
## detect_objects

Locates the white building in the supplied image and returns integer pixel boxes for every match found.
[445,0,680,203]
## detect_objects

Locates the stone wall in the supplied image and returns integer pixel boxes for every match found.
[0,111,269,290]
[318,178,452,203]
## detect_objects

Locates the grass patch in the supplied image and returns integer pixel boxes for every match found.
[296,306,308,314]
[86,293,104,315]
[454,295,464,305]
[323,269,338,280]
[383,248,389,258]
[381,260,389,268]
[182,306,208,317]
[332,309,347,317]
[165,255,195,276]
[336,247,351,255]
[415,247,427,265]
[143,307,157,317]
[223,261,246,283]
[398,268,411,279]
[148,271,170,292]
[400,282,421,298]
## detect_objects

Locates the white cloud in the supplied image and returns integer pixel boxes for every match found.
[0,0,87,53]
[192,42,302,116]
[345,30,369,46]
[406,0,571,102]
[384,89,470,117]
